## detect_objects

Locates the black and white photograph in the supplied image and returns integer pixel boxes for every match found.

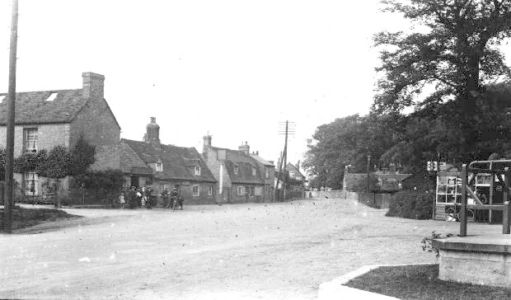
[1,0,511,299]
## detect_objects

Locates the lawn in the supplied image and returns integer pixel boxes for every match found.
[346,264,511,300]
[0,206,80,231]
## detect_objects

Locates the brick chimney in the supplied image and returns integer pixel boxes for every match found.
[239,141,250,155]
[144,117,160,146]
[203,135,212,156]
[82,72,105,99]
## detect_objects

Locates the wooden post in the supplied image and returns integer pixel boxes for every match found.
[489,162,494,223]
[503,168,510,234]
[460,164,468,237]
[3,0,19,234]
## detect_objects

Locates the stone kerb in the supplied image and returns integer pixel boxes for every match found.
[318,265,401,300]
[433,234,511,287]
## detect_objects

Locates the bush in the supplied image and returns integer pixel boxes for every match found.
[72,170,124,205]
[386,191,434,219]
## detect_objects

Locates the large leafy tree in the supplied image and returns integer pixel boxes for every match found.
[375,0,511,115]
[375,0,511,163]
[303,114,395,188]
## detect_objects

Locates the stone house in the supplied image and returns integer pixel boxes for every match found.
[202,136,275,203]
[0,72,120,198]
[103,118,217,205]
[274,163,307,199]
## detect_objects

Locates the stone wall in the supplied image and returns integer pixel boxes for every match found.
[70,98,120,148]
[0,123,70,156]
[309,190,393,209]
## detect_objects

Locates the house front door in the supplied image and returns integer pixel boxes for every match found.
[130,175,140,187]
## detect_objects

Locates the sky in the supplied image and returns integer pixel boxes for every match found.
[0,1,509,170]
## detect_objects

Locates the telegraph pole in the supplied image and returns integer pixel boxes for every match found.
[366,154,371,192]
[282,121,289,201]
[3,0,19,233]
[275,121,295,201]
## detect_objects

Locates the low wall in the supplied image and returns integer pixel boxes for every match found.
[309,190,393,209]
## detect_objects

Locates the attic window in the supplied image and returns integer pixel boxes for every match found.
[194,166,201,176]
[234,165,239,175]
[252,167,256,176]
[155,161,163,172]
[46,92,58,102]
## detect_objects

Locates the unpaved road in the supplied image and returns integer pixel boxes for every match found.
[0,198,500,299]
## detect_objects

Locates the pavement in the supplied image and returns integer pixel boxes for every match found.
[0,198,502,299]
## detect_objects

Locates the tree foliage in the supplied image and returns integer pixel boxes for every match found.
[305,83,511,185]
[14,150,47,174]
[37,146,71,179]
[73,169,125,201]
[375,0,511,114]
[303,114,395,188]
[69,136,96,176]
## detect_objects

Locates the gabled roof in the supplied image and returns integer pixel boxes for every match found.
[286,163,305,179]
[212,147,264,184]
[251,154,274,167]
[0,89,89,125]
[122,139,216,183]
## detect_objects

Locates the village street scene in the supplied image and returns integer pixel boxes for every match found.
[2,0,511,299]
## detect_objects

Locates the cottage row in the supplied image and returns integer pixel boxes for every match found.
[0,72,277,204]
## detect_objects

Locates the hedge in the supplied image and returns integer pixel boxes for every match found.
[386,191,434,220]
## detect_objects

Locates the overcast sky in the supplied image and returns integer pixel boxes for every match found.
[0,1,509,169]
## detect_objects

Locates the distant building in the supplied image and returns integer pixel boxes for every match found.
[202,136,275,203]
[275,163,307,199]
[98,118,217,205]
[0,72,120,197]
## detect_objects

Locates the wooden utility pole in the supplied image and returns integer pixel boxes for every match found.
[3,0,19,233]
[366,154,371,192]
[282,121,289,201]
[275,120,295,201]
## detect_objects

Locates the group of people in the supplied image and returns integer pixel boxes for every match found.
[117,185,183,210]
[161,187,183,210]
[118,186,154,209]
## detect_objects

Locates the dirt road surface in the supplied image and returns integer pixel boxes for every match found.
[0,198,500,299]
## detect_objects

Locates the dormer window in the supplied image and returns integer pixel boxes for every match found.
[234,165,239,175]
[195,165,201,176]
[155,160,163,172]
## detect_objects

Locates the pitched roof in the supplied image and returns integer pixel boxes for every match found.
[212,147,264,184]
[0,89,89,125]
[286,163,305,179]
[251,154,274,167]
[122,139,216,183]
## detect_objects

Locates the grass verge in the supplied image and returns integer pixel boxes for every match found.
[345,264,511,300]
[0,206,80,231]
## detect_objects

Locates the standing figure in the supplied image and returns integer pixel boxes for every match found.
[145,186,152,209]
[170,186,179,210]
[136,188,143,207]
[161,188,170,208]
[119,189,126,209]
[128,186,138,209]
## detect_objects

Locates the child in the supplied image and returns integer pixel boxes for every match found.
[119,191,126,209]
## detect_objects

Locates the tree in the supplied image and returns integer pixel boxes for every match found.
[69,136,96,176]
[303,114,395,189]
[38,146,71,207]
[374,0,511,115]
[375,0,511,162]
